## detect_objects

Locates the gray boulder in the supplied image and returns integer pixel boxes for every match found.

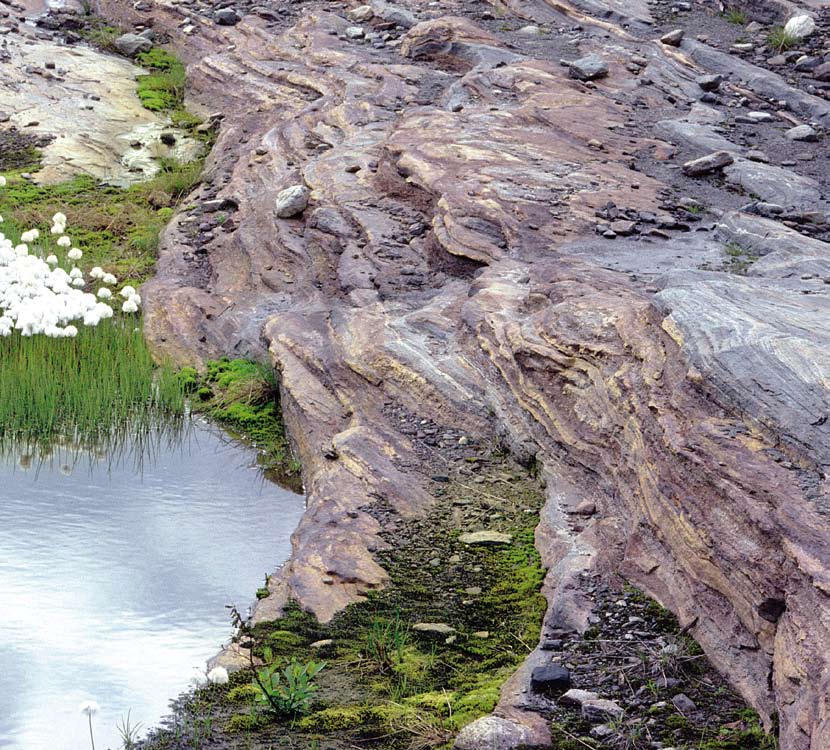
[115,33,153,57]
[215,8,240,25]
[568,54,609,81]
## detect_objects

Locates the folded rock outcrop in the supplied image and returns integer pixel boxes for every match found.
[93,0,830,746]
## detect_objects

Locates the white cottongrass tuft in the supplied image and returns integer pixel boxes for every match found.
[122,298,139,314]
[102,272,117,285]
[0,176,6,187]
[46,254,58,265]
[97,287,112,299]
[68,248,83,261]
[79,700,100,716]
[56,236,71,248]
[120,285,136,299]
[207,666,230,685]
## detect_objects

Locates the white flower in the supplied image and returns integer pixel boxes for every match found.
[51,224,64,235]
[69,267,83,279]
[0,215,4,223]
[78,700,100,716]
[122,298,139,313]
[102,272,117,285]
[120,285,136,298]
[52,212,67,225]
[90,266,104,280]
[14,244,28,257]
[56,236,71,248]
[68,248,83,261]
[20,230,38,244]
[97,288,112,299]
[63,325,78,337]
[0,176,6,187]
[207,666,229,685]
[72,278,85,288]
[46,254,58,265]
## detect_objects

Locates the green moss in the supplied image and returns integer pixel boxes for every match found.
[135,49,187,114]
[297,706,370,732]
[227,684,261,703]
[226,712,268,732]
[0,160,202,285]
[189,358,301,489]
[256,587,271,600]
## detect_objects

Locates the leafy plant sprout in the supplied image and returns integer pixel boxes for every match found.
[79,700,100,750]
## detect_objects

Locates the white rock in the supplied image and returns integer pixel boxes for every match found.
[275,185,310,218]
[784,15,816,40]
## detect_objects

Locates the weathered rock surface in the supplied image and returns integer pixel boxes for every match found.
[91,0,830,748]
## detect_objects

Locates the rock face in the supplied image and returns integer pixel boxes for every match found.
[93,0,830,748]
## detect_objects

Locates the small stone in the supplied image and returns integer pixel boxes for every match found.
[785,124,818,142]
[795,56,820,72]
[747,111,775,123]
[559,688,599,707]
[784,14,816,40]
[275,185,310,218]
[590,725,616,739]
[530,664,571,694]
[574,499,597,515]
[681,151,734,176]
[813,62,830,82]
[115,33,153,56]
[610,220,637,236]
[413,622,456,635]
[310,639,333,649]
[464,586,482,595]
[345,26,365,39]
[696,74,722,92]
[160,132,177,146]
[660,29,684,46]
[582,698,624,723]
[347,5,373,22]
[518,25,542,35]
[473,631,490,638]
[746,150,769,163]
[214,8,239,25]
[568,54,609,81]
[671,693,698,713]
[458,531,512,545]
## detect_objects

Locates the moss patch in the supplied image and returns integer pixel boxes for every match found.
[140,453,548,749]
[183,358,302,491]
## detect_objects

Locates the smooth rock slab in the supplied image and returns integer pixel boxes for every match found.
[453,715,537,750]
[458,530,513,545]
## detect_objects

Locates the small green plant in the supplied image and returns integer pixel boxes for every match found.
[116,710,143,750]
[253,649,326,716]
[365,613,410,674]
[767,26,797,52]
[723,8,748,25]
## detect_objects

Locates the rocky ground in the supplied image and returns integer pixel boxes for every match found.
[9,0,830,746]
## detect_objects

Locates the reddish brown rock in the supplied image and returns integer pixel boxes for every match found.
[94,0,830,747]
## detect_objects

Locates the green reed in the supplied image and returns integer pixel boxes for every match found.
[0,320,186,458]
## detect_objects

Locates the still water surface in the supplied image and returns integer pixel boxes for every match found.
[0,420,305,750]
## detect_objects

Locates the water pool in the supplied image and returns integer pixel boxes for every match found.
[0,419,304,749]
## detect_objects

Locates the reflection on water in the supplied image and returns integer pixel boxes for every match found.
[0,419,305,750]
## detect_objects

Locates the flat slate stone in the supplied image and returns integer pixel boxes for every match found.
[458,531,513,545]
